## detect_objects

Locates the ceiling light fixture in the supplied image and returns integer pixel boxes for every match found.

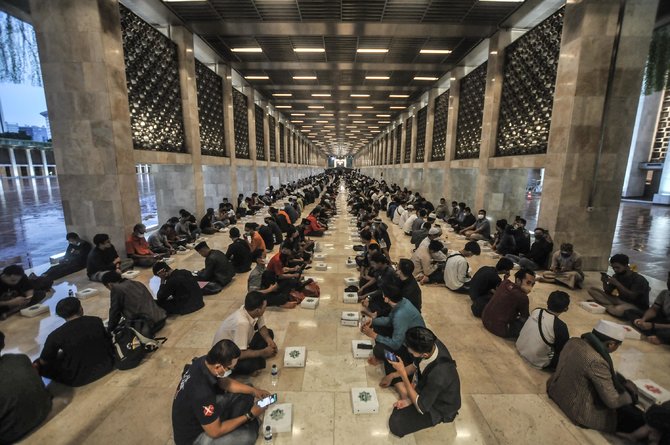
[376,114,391,117]
[357,106,373,109]
[291,120,304,123]
[316,120,328,123]
[272,93,292,97]
[390,106,406,109]
[357,48,389,53]
[348,114,362,117]
[350,94,370,98]
[365,76,390,80]
[389,94,409,98]
[378,120,390,123]
[275,105,292,109]
[291,113,305,116]
[311,93,331,97]
[320,113,334,117]
[353,120,365,123]
[244,75,269,80]
[294,48,326,53]
[293,76,317,80]
[414,76,439,81]
[419,49,452,54]
[231,47,263,53]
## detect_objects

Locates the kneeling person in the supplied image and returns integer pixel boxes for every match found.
[153,262,205,315]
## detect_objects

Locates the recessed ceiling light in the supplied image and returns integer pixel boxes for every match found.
[346,126,357,129]
[348,114,362,117]
[316,120,328,123]
[350,94,370,98]
[302,125,313,128]
[490,50,498,55]
[365,76,390,80]
[420,49,452,54]
[368,126,379,129]
[293,76,317,80]
[245,75,269,80]
[390,106,406,109]
[320,113,334,117]
[353,120,365,123]
[414,76,439,81]
[294,48,326,53]
[291,113,305,116]
[275,105,292,109]
[389,94,409,98]
[379,120,390,123]
[231,47,263,53]
[357,106,373,109]
[371,130,381,133]
[357,48,389,53]
[376,114,391,117]
[291,120,304,123]
[325,125,335,128]
[308,105,325,109]
[272,93,292,97]
[311,93,331,97]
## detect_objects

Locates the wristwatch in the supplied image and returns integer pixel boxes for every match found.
[244,411,255,421]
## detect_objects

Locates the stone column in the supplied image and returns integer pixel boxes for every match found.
[262,104,271,187]
[538,0,659,270]
[653,158,670,204]
[442,69,464,202]
[423,88,439,165]
[474,30,511,212]
[8,148,20,177]
[40,150,49,176]
[221,64,238,199]
[30,0,140,252]
[25,149,35,176]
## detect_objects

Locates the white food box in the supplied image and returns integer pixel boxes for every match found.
[301,297,319,309]
[344,277,358,286]
[20,304,49,318]
[185,243,196,249]
[634,379,670,405]
[352,340,374,359]
[346,259,357,268]
[619,324,642,340]
[314,253,327,261]
[218,228,229,233]
[315,263,328,271]
[455,235,466,240]
[314,242,323,252]
[341,311,360,327]
[579,301,606,314]
[122,270,140,279]
[76,288,99,299]
[284,347,306,368]
[351,387,379,414]
[263,403,293,434]
[343,292,359,304]
[163,257,175,264]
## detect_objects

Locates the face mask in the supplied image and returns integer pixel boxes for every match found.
[217,369,232,379]
[477,214,485,220]
[535,233,543,239]
[560,252,570,258]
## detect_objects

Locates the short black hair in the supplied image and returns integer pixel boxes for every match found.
[93,233,110,246]
[381,284,402,303]
[464,241,481,255]
[478,209,486,215]
[2,265,24,276]
[464,207,471,212]
[229,227,241,238]
[404,326,437,354]
[152,261,170,275]
[133,223,145,232]
[66,232,79,240]
[206,339,241,367]
[101,271,124,285]
[398,258,414,277]
[360,230,372,241]
[55,297,82,318]
[244,222,258,230]
[495,257,514,272]
[370,252,388,265]
[428,240,444,252]
[195,241,209,251]
[610,253,629,266]
[514,268,535,281]
[547,290,570,312]
[244,291,266,311]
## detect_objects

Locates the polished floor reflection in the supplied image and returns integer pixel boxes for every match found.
[3,185,668,444]
[0,174,158,269]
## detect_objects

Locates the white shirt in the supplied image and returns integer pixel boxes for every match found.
[392,205,405,225]
[212,305,266,350]
[411,244,446,277]
[443,250,470,291]
[399,209,411,227]
[403,214,418,234]
[516,308,557,369]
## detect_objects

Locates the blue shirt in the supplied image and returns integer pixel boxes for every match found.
[372,298,425,351]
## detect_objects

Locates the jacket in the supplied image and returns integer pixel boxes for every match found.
[413,340,461,425]
[108,280,167,332]
[372,298,425,351]
[198,249,234,287]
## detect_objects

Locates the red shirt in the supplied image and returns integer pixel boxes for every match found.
[267,252,285,276]
[126,234,152,256]
[481,279,530,337]
[305,214,324,235]
[249,232,266,253]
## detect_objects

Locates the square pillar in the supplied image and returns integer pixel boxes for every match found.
[220,64,238,199]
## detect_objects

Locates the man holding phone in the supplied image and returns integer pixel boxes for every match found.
[172,339,273,445]
[384,327,461,437]
[588,254,650,320]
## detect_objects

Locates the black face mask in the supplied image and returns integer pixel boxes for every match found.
[560,252,570,258]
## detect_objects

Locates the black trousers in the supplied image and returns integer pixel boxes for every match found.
[43,261,84,281]
[389,405,437,438]
[232,329,275,375]
[470,295,491,318]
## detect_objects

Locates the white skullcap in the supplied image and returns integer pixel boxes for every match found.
[594,320,625,342]
[428,227,442,236]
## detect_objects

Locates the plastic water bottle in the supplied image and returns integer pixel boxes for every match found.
[264,425,273,444]
[68,289,74,298]
[271,364,278,386]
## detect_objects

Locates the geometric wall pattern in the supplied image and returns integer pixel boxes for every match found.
[268,115,277,162]
[395,124,402,164]
[404,117,413,163]
[119,5,185,153]
[254,104,265,161]
[652,83,670,162]
[496,8,564,157]
[431,89,449,161]
[415,106,427,163]
[195,59,226,156]
[455,62,488,159]
[232,89,250,159]
[279,123,285,162]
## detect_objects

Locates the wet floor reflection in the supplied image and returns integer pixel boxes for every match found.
[0,174,157,270]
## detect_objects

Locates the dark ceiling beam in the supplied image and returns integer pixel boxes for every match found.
[190,21,496,38]
[247,85,422,92]
[231,61,453,72]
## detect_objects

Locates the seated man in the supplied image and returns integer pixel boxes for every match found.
[196,242,235,289]
[447,202,465,228]
[392,201,405,225]
[304,208,326,237]
[396,259,422,312]
[0,331,52,444]
[102,272,167,335]
[547,320,640,433]
[402,207,419,235]
[267,243,303,290]
[0,265,48,319]
[384,327,461,438]
[633,271,670,345]
[516,290,570,370]
[245,223,266,254]
[460,209,491,241]
[247,249,267,293]
[225,228,252,274]
[443,241,481,293]
[588,254,650,320]
[257,221,276,251]
[126,223,164,267]
[35,297,115,386]
[411,209,427,234]
[211,292,277,375]
[148,225,177,255]
[153,262,205,315]
[417,240,448,285]
[87,233,134,282]
[539,243,584,289]
[506,228,554,271]
[43,232,92,280]
[199,208,220,235]
[264,215,283,248]
[468,257,514,318]
[171,339,271,445]
[398,204,414,228]
[359,252,400,318]
[434,198,450,221]
[482,268,535,339]
[512,218,531,255]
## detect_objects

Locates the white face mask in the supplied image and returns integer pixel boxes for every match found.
[478,214,485,220]
[217,369,232,379]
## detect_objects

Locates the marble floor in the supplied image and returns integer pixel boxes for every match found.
[3,182,670,445]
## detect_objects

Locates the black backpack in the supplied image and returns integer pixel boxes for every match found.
[112,317,167,370]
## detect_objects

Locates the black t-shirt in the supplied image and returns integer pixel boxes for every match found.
[86,245,119,277]
[64,241,92,266]
[0,354,52,444]
[225,239,252,273]
[468,266,502,301]
[0,275,33,301]
[400,277,422,312]
[258,225,275,251]
[39,316,115,387]
[157,269,205,315]
[172,357,225,445]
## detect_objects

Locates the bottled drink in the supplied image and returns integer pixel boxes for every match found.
[271,364,278,386]
[68,289,74,298]
[264,425,273,444]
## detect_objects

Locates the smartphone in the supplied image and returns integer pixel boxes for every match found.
[256,393,278,408]
[600,272,609,280]
[384,350,399,362]
[357,343,373,350]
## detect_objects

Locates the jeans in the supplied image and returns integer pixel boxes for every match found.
[43,261,85,281]
[192,393,259,445]
[505,254,539,271]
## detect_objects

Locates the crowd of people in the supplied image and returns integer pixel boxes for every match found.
[1,170,668,445]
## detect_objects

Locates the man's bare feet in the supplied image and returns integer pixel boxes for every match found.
[646,335,662,345]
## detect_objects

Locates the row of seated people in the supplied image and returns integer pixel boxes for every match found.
[344,173,670,443]
[0,172,339,445]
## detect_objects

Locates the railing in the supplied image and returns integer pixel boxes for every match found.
[0,138,53,150]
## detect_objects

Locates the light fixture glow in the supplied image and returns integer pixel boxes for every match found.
[350,94,370,98]
[376,114,391,117]
[378,120,390,123]
[291,120,304,123]
[316,120,328,123]
[357,48,389,53]
[311,93,331,97]
[293,48,326,53]
[420,49,452,54]
[272,93,292,97]
[414,76,439,81]
[320,113,334,117]
[353,120,365,123]
[390,106,406,109]
[244,75,269,80]
[389,94,409,98]
[275,105,292,109]
[348,114,362,117]
[291,113,305,116]
[293,76,317,80]
[365,76,390,80]
[308,105,325,109]
[357,106,373,109]
[231,47,263,53]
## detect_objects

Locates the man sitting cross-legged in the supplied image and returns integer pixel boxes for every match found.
[211,291,277,376]
[633,271,670,345]
[443,241,481,293]
[152,261,205,315]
